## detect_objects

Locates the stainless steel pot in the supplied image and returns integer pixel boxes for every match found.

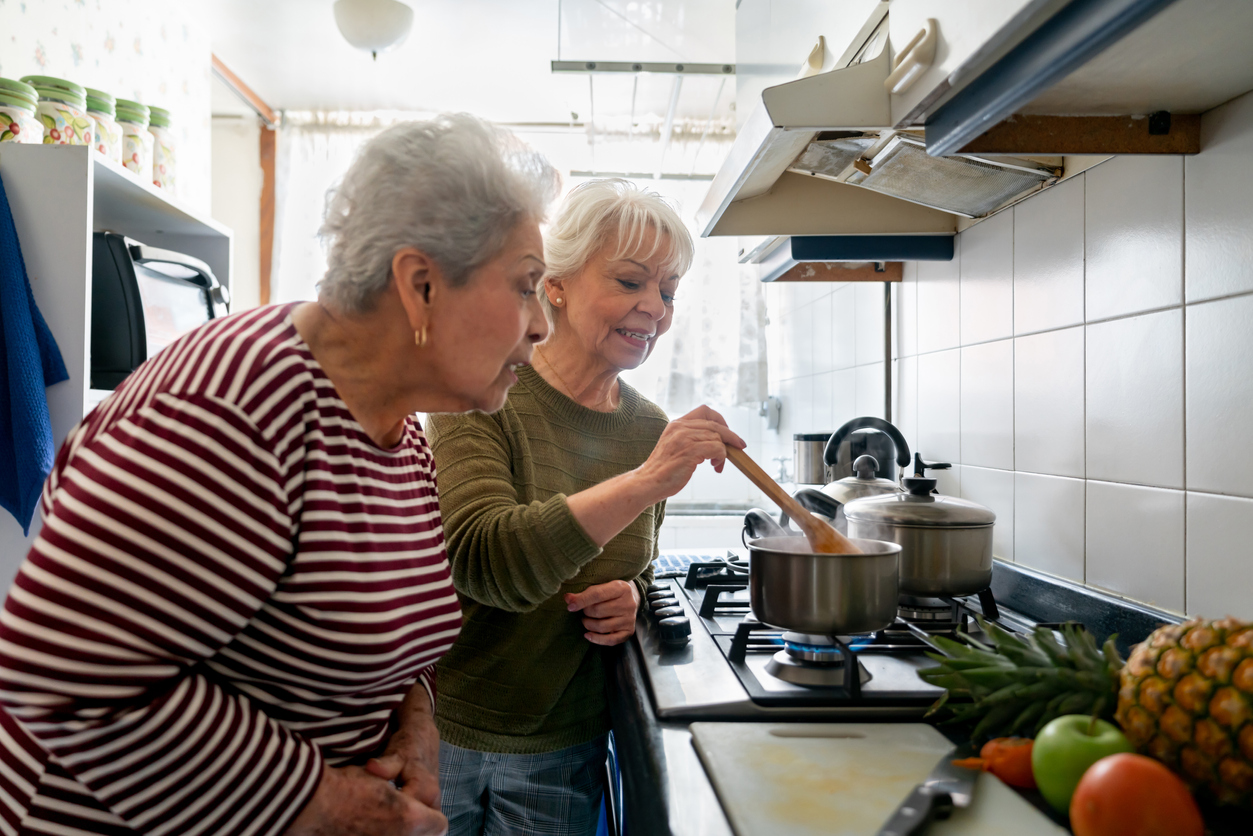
[743,534,901,634]
[844,476,995,596]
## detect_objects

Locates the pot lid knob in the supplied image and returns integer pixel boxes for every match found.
[903,476,937,496]
[853,454,879,480]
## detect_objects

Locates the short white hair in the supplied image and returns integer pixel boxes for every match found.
[542,179,694,317]
[319,113,560,313]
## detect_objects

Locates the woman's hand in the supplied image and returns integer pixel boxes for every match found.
[632,405,745,504]
[283,763,447,836]
[564,580,640,645]
[365,680,441,806]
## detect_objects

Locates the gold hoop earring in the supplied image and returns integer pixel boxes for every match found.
[415,326,428,348]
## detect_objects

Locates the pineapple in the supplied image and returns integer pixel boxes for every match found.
[918,616,1253,808]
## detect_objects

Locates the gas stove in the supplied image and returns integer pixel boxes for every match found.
[639,550,1050,721]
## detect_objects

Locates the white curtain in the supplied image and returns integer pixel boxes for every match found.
[269,112,765,409]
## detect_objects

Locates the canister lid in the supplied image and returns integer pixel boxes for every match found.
[794,432,833,441]
[84,87,116,116]
[0,78,38,110]
[115,98,150,126]
[844,483,996,527]
[0,90,36,115]
[148,105,171,128]
[19,75,86,109]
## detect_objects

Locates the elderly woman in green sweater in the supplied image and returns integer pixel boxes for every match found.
[426,179,741,835]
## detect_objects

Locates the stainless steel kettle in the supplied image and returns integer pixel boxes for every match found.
[816,417,914,532]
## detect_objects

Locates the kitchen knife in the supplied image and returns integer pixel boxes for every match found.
[875,743,980,836]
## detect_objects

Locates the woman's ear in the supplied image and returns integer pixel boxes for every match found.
[544,276,566,308]
[392,247,438,331]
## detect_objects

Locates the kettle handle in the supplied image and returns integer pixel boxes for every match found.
[743,508,790,544]
[824,417,912,471]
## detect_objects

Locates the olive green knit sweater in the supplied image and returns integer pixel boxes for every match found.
[425,365,666,754]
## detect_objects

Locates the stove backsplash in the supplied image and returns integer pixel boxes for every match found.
[759,88,1253,623]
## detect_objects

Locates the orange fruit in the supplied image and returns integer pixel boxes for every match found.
[1070,753,1204,836]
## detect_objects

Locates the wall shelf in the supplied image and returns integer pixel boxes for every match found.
[0,144,232,587]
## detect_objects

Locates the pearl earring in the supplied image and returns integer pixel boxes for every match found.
[555,297,563,305]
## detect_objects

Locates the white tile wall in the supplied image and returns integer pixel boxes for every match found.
[1085,155,1183,321]
[1086,310,1183,488]
[1014,327,1085,478]
[753,88,1253,617]
[961,466,1014,560]
[918,349,961,464]
[960,339,1014,470]
[1014,472,1085,583]
[1014,176,1085,335]
[1186,293,1253,497]
[1185,493,1253,619]
[1186,89,1253,303]
[917,240,961,354]
[1085,481,1185,613]
[831,285,858,370]
[960,211,1014,345]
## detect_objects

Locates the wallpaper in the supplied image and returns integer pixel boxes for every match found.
[0,0,212,211]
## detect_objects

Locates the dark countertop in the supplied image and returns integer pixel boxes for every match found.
[607,559,1247,836]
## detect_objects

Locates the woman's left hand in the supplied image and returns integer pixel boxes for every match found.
[366,679,441,807]
[564,580,641,646]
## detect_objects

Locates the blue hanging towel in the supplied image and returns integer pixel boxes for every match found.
[0,172,69,534]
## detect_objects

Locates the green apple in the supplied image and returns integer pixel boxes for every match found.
[1032,715,1135,813]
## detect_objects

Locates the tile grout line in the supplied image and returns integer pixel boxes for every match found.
[1081,171,1088,587]
[1181,153,1188,614]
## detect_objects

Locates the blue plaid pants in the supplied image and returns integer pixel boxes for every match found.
[439,735,609,836]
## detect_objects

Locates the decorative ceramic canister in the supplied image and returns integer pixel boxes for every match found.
[0,78,40,144]
[84,87,123,164]
[19,75,92,145]
[147,105,175,190]
[115,98,153,179]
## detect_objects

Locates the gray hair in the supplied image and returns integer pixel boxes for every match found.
[319,113,560,313]
[541,179,695,318]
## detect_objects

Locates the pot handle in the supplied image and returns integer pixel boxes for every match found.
[823,416,912,471]
[743,508,788,545]
[781,488,844,529]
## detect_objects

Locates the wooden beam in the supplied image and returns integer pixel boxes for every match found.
[774,261,903,283]
[957,113,1200,155]
[259,126,276,306]
[211,54,279,128]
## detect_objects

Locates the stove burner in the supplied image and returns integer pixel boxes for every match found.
[766,649,873,688]
[780,632,844,664]
[897,595,957,622]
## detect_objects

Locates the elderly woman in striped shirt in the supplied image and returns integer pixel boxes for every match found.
[0,115,557,836]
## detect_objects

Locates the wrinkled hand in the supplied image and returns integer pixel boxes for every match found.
[365,681,441,807]
[633,405,745,503]
[564,580,641,646]
[283,763,447,836]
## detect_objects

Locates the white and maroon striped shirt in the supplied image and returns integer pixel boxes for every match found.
[0,304,461,836]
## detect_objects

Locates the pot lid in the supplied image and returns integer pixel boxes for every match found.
[820,454,900,504]
[844,477,995,527]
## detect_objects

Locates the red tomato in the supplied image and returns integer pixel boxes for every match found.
[1070,753,1204,836]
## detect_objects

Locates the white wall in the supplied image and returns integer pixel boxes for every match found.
[0,0,212,211]
[764,89,1253,620]
[211,116,263,310]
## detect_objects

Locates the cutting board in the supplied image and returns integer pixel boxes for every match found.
[689,723,1067,836]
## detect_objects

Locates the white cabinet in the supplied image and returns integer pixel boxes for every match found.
[887,0,1057,127]
[0,144,231,588]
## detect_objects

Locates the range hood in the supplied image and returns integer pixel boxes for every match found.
[697,3,1060,251]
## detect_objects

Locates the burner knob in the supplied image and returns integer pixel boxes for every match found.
[653,605,683,620]
[647,589,674,603]
[646,583,668,596]
[649,597,679,613]
[658,615,691,647]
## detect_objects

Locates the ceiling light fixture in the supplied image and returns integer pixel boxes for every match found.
[333,0,414,60]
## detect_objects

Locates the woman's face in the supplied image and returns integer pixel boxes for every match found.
[430,220,549,412]
[556,229,680,373]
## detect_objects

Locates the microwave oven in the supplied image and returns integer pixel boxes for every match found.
[90,232,231,389]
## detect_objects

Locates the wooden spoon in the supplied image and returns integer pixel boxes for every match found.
[724,445,862,555]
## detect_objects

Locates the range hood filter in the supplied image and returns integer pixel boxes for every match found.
[856,139,1054,218]
[791,137,877,180]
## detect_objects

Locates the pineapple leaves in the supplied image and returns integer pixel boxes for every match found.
[916,617,1123,742]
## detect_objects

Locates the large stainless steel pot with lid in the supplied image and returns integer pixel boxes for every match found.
[742,513,901,634]
[843,474,996,596]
